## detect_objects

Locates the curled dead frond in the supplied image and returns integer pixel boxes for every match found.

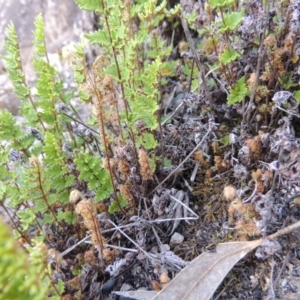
[69,189,84,204]
[102,158,117,170]
[138,148,154,180]
[252,169,264,193]
[102,248,116,264]
[246,136,262,158]
[75,197,104,257]
[117,160,130,180]
[118,184,135,212]
[92,55,109,83]
[194,150,209,168]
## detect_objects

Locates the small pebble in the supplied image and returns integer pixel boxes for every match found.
[170,232,184,244]
[120,283,133,292]
[160,244,170,252]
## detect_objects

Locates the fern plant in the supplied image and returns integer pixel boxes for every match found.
[1,14,112,233]
[0,0,185,299]
[69,0,181,213]
[0,0,181,298]
[0,218,51,300]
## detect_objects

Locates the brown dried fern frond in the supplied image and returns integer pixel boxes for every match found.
[92,55,108,84]
[138,148,154,180]
[118,184,136,213]
[71,190,104,260]
[246,136,262,158]
[194,150,210,169]
[117,160,130,180]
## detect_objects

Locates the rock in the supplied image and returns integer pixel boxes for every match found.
[0,0,96,115]
[160,244,170,252]
[120,283,133,291]
[170,232,184,244]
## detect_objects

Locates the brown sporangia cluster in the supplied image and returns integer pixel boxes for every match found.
[224,185,260,240]
[245,136,262,159]
[118,183,136,214]
[138,148,154,180]
[70,190,104,260]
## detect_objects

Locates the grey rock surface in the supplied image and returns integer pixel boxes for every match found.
[0,0,96,115]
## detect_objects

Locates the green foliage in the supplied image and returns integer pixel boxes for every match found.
[75,0,102,12]
[127,58,161,130]
[0,219,48,300]
[108,195,128,214]
[227,76,250,105]
[294,90,300,103]
[1,23,30,101]
[82,0,177,133]
[138,132,158,150]
[74,151,113,202]
[217,9,245,33]
[0,8,115,233]
[219,48,241,65]
[220,135,231,146]
[183,10,198,30]
[44,133,74,190]
[209,0,234,9]
[33,14,46,56]
[0,110,22,140]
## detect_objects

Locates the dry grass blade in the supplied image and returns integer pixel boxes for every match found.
[153,239,263,300]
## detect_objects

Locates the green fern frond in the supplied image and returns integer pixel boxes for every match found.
[1,23,29,101]
[74,151,113,201]
[44,133,74,191]
[85,29,111,48]
[69,43,91,103]
[0,220,48,300]
[74,0,103,12]
[33,14,46,56]
[0,110,22,140]
[128,58,161,130]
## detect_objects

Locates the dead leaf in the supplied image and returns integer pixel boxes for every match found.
[112,290,157,300]
[153,239,263,300]
[112,221,300,300]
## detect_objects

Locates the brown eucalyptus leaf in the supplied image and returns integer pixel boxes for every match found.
[112,221,300,300]
[153,239,263,300]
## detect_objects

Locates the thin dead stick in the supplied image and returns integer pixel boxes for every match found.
[180,16,202,72]
[162,102,184,125]
[274,105,300,118]
[170,195,199,219]
[181,15,214,110]
[62,112,100,135]
[151,127,213,195]
[108,219,153,260]
[60,235,90,257]
[245,3,269,125]
[153,217,198,222]
[190,162,200,182]
[265,251,291,300]
[243,180,258,203]
[268,220,300,240]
